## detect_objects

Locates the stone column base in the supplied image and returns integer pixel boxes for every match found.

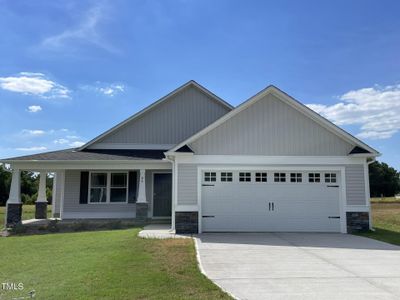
[35,202,48,219]
[176,212,198,234]
[346,212,369,233]
[6,203,22,227]
[136,203,149,221]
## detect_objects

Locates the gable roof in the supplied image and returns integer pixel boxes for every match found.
[79,80,233,150]
[169,85,380,156]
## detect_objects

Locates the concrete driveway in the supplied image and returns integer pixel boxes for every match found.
[195,233,400,300]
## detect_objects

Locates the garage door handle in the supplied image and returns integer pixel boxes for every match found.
[202,184,215,187]
[328,216,340,219]
[202,215,215,218]
[327,185,339,188]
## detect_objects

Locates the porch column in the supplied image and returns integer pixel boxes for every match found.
[5,168,22,227]
[136,169,148,221]
[35,172,48,219]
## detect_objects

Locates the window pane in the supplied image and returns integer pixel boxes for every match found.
[111,173,127,187]
[90,188,107,203]
[110,188,127,202]
[91,173,107,187]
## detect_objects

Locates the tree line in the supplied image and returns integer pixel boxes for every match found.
[0,161,399,206]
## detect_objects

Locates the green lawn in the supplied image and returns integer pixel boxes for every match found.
[0,204,52,228]
[0,228,231,299]
[358,202,400,246]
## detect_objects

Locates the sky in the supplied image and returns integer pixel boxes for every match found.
[0,0,399,169]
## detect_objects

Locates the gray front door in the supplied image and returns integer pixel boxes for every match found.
[153,173,172,217]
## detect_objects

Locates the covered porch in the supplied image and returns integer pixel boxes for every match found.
[2,149,174,228]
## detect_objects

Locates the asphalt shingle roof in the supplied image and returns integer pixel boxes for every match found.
[2,148,166,161]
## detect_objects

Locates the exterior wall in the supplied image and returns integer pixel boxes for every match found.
[62,169,170,219]
[345,165,367,205]
[91,86,230,147]
[177,164,198,205]
[190,93,354,156]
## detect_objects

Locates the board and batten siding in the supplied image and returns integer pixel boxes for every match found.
[190,93,354,156]
[91,86,230,147]
[345,164,367,206]
[175,163,367,207]
[62,169,169,218]
[177,164,198,205]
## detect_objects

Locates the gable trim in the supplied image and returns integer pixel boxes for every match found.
[79,80,233,150]
[169,85,379,156]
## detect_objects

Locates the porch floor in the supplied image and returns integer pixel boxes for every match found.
[138,224,191,239]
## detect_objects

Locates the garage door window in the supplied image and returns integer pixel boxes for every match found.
[239,172,251,182]
[290,173,302,183]
[204,172,216,182]
[221,172,233,182]
[308,173,321,183]
[255,172,267,182]
[274,173,286,182]
[325,173,337,183]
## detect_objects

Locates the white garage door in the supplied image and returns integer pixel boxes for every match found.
[201,170,341,232]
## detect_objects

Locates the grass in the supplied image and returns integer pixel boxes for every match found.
[0,204,52,228]
[0,228,231,299]
[370,197,400,203]
[358,202,400,246]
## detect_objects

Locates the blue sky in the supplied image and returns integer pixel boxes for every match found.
[0,0,399,169]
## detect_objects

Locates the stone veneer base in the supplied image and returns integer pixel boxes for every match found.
[175,212,198,234]
[346,211,370,233]
[35,202,48,219]
[136,203,149,221]
[6,203,23,227]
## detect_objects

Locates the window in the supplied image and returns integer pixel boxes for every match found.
[204,172,216,182]
[255,172,267,182]
[239,172,251,182]
[110,173,128,202]
[290,173,302,183]
[274,173,286,182]
[325,173,337,183]
[89,172,128,203]
[308,173,321,183]
[90,173,107,203]
[221,172,233,182]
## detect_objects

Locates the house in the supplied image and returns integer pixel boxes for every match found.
[2,81,379,233]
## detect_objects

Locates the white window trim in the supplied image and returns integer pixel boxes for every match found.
[239,172,252,182]
[220,172,233,182]
[274,172,286,183]
[255,172,267,182]
[203,171,217,183]
[308,172,322,183]
[88,171,129,204]
[324,173,337,183]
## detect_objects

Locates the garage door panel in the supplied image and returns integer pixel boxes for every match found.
[201,170,341,232]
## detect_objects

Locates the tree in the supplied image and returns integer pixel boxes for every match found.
[369,161,400,197]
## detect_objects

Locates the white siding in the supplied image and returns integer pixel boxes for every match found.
[177,164,198,205]
[345,165,367,206]
[190,93,354,156]
[91,85,230,147]
[62,169,170,218]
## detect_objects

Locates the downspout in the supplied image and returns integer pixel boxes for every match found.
[163,155,176,230]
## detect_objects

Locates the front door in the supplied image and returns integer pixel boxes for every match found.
[153,173,172,217]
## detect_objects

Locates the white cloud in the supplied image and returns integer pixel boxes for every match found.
[54,138,69,144]
[27,105,42,113]
[21,129,46,136]
[69,141,85,147]
[41,2,118,54]
[81,82,125,96]
[15,146,47,151]
[307,84,400,140]
[0,72,70,99]
[66,135,79,139]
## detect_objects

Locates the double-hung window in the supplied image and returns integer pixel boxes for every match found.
[110,173,128,202]
[90,173,107,203]
[89,172,128,203]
